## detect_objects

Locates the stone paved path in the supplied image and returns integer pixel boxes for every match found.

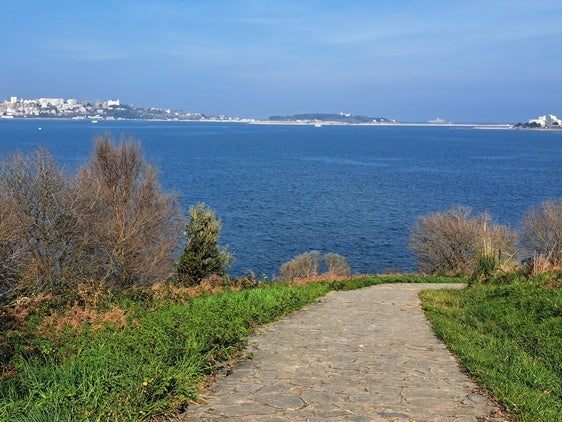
[179,283,507,421]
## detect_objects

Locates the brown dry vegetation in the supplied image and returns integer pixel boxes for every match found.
[0,136,183,307]
[284,272,364,287]
[151,274,262,303]
[278,251,350,282]
[523,198,562,270]
[36,304,131,341]
[409,207,519,277]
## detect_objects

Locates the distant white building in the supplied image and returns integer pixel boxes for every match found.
[105,99,120,107]
[37,98,64,107]
[528,114,562,128]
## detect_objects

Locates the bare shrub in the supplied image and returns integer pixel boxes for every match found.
[0,196,20,297]
[278,251,321,281]
[409,207,518,277]
[325,253,350,276]
[77,135,183,290]
[0,139,183,305]
[523,198,562,270]
[177,203,233,286]
[0,149,84,300]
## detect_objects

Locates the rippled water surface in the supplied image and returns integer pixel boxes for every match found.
[1,120,561,276]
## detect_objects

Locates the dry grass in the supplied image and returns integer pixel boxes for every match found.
[1,294,52,332]
[285,273,364,286]
[151,274,261,303]
[529,254,562,277]
[36,303,131,340]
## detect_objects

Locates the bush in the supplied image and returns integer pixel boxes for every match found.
[278,251,321,281]
[278,251,351,281]
[523,198,562,271]
[0,148,83,301]
[409,207,518,277]
[177,203,233,286]
[325,252,351,276]
[76,136,183,292]
[0,137,183,305]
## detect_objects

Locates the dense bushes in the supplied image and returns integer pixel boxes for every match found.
[0,148,82,300]
[409,201,562,279]
[409,207,518,277]
[0,137,184,306]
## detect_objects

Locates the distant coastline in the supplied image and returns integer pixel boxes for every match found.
[2,96,559,130]
[0,115,515,130]
[249,120,514,129]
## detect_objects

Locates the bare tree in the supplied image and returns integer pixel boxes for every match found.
[0,149,84,299]
[0,195,22,297]
[523,198,562,268]
[409,207,518,276]
[77,135,183,289]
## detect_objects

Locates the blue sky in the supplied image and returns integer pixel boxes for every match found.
[1,0,561,122]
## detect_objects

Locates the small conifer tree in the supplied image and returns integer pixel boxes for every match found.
[177,203,233,285]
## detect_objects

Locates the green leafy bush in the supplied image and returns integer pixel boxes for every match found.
[177,203,233,286]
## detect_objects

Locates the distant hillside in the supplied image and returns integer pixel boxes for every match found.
[269,113,393,124]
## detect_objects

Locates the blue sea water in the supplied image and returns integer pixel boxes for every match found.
[1,119,561,277]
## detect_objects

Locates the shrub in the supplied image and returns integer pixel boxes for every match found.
[325,252,351,276]
[523,198,562,271]
[0,148,84,301]
[76,135,183,292]
[0,138,184,305]
[177,203,233,286]
[409,207,518,277]
[278,251,321,281]
[278,251,351,281]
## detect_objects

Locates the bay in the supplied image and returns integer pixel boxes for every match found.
[1,119,561,277]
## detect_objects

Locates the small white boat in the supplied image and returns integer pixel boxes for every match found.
[91,120,98,124]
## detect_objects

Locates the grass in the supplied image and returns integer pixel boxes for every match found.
[421,274,562,421]
[1,283,329,420]
[0,274,459,421]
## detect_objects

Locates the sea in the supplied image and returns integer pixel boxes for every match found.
[1,119,561,278]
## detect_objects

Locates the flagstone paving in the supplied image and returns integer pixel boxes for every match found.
[179,283,508,421]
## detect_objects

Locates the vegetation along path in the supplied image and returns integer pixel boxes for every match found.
[180,283,507,421]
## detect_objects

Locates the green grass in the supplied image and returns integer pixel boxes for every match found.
[421,275,562,421]
[1,283,332,421]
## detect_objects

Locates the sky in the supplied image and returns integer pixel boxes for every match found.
[1,0,561,122]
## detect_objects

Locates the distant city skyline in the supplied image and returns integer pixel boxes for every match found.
[2,1,561,123]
